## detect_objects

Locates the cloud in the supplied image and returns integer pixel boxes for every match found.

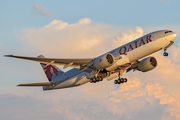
[169,43,180,64]
[1,78,180,120]
[33,3,53,17]
[107,78,180,119]
[19,18,118,58]
[112,26,144,48]
[19,18,142,58]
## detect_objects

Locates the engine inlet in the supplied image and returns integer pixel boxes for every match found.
[106,54,114,64]
[150,57,157,67]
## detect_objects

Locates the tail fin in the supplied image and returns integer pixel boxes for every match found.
[38,55,64,81]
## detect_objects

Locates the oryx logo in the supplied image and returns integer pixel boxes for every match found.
[99,59,102,62]
[41,63,59,81]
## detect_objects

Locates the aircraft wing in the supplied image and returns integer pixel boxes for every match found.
[4,55,94,68]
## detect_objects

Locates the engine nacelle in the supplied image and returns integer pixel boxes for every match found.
[94,53,114,69]
[138,57,157,72]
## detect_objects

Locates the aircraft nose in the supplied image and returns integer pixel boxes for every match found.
[173,33,177,38]
[172,33,177,40]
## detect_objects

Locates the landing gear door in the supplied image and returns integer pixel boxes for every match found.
[106,73,118,81]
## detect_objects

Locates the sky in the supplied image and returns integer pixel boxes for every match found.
[1,0,180,120]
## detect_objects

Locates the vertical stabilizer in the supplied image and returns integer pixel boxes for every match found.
[38,55,64,81]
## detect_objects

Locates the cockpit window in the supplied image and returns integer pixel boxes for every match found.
[165,31,172,34]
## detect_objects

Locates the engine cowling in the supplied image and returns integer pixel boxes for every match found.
[138,57,157,72]
[93,53,114,69]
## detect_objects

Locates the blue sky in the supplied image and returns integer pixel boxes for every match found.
[1,0,180,28]
[1,0,180,120]
[1,0,180,48]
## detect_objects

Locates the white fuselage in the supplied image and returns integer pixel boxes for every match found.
[43,30,176,90]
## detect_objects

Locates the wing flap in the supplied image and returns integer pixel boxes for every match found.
[17,82,52,86]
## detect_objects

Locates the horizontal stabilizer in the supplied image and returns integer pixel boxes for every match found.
[17,82,52,86]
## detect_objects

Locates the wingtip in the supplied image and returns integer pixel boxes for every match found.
[17,83,24,86]
[4,55,14,57]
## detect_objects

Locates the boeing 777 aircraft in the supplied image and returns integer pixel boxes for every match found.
[5,30,176,90]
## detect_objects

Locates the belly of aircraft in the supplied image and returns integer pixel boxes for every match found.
[54,72,90,89]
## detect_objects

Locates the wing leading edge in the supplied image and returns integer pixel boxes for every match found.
[4,55,94,68]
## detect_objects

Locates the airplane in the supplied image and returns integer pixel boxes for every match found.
[4,30,177,90]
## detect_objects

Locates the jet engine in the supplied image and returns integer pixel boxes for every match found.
[93,53,114,69]
[138,57,157,72]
